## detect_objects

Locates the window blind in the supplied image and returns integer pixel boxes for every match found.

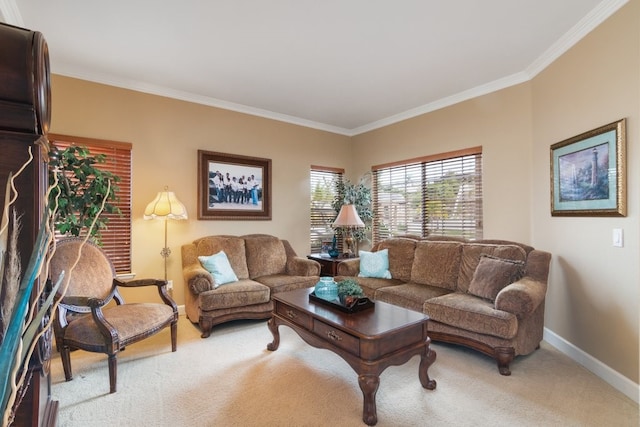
[372,147,483,244]
[310,166,343,253]
[49,134,132,273]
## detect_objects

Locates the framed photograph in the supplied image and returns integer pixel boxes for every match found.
[198,150,272,220]
[550,118,626,217]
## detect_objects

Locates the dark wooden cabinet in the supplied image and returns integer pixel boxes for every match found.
[0,22,57,426]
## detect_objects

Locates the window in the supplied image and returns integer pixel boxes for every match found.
[372,146,483,243]
[49,134,132,273]
[310,166,344,253]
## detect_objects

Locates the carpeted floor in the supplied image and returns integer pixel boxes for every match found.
[50,315,638,426]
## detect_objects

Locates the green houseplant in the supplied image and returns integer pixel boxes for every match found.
[337,278,365,305]
[48,144,121,240]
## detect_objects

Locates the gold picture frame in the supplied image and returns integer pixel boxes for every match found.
[550,118,626,217]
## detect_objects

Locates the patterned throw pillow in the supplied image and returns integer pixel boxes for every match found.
[468,255,524,301]
[358,249,392,279]
[199,251,239,288]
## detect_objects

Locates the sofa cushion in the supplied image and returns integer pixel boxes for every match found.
[195,236,249,279]
[468,255,524,301]
[198,279,270,311]
[198,251,239,287]
[457,244,527,293]
[358,249,392,279]
[254,274,319,294]
[410,241,462,290]
[375,282,451,312]
[376,238,417,282]
[424,293,518,339]
[244,235,287,278]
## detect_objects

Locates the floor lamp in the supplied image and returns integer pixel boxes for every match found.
[144,186,188,282]
[332,204,365,257]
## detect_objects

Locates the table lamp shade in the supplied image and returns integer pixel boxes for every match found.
[332,204,364,228]
[144,189,188,220]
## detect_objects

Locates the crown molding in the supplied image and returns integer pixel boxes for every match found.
[525,0,629,78]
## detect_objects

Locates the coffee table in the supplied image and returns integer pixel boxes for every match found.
[267,288,436,426]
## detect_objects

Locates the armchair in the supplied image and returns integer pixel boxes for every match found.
[50,238,178,393]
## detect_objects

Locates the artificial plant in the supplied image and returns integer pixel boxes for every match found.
[48,144,121,241]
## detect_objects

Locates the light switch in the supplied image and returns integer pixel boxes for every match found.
[612,228,623,247]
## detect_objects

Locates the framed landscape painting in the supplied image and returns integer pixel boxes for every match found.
[550,118,626,217]
[197,150,272,220]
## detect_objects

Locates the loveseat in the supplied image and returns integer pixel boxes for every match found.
[336,237,551,375]
[181,234,320,337]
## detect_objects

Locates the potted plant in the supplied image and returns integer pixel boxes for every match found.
[337,278,365,306]
[48,144,121,240]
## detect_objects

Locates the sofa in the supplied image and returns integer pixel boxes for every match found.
[181,234,320,337]
[335,236,551,375]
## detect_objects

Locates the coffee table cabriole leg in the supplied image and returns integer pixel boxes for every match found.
[419,337,437,390]
[358,374,380,426]
[266,316,280,351]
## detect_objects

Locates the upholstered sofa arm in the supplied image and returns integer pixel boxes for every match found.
[337,258,360,276]
[495,277,546,317]
[183,264,215,295]
[287,257,321,276]
[495,249,550,317]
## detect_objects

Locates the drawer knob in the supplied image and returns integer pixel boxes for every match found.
[286,310,297,319]
[327,330,342,341]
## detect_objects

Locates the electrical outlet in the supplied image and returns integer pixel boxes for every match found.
[166,280,174,290]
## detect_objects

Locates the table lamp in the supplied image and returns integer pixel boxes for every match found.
[332,204,365,257]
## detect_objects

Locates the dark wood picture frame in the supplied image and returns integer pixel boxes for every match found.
[197,150,272,220]
[550,118,626,217]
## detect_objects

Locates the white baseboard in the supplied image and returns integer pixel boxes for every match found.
[543,327,639,404]
[177,304,186,316]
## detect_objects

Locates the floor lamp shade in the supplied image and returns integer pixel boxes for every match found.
[144,188,188,220]
[144,187,188,281]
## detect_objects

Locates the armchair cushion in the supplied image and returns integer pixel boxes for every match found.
[199,251,238,287]
[468,255,524,302]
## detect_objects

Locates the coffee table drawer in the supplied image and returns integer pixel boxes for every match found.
[313,319,360,356]
[275,301,312,329]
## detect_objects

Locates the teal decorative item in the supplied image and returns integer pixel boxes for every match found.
[328,234,340,258]
[314,277,338,302]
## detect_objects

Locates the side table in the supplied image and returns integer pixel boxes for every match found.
[307,253,356,277]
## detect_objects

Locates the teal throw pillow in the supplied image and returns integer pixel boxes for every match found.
[198,251,239,288]
[358,249,392,279]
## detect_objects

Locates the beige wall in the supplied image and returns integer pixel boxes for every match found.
[50,76,351,306]
[49,0,638,386]
[531,1,639,384]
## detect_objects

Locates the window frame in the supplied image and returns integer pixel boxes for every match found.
[310,165,344,253]
[372,146,483,244]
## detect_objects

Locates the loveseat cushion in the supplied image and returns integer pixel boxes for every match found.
[195,236,249,279]
[198,251,239,287]
[198,279,270,311]
[410,241,462,290]
[376,238,417,282]
[424,293,518,339]
[457,244,527,293]
[254,274,318,294]
[244,235,287,278]
[375,283,451,312]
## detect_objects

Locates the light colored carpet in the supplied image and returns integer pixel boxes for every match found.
[50,315,638,426]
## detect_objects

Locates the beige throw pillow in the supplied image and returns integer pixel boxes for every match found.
[468,255,524,301]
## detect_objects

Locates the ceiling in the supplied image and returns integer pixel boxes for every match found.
[1,0,627,136]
